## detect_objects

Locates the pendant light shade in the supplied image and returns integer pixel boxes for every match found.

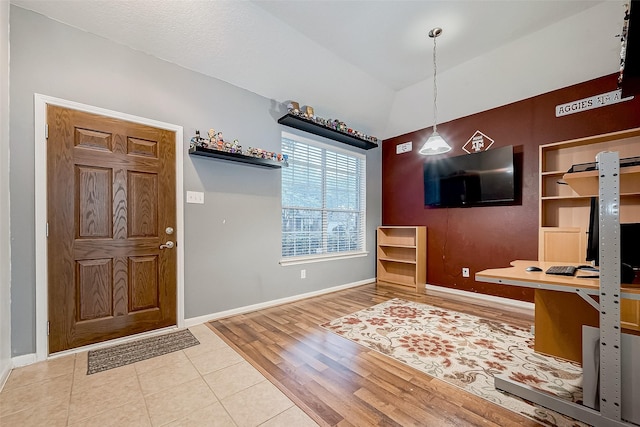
[419,27,452,156]
[418,131,450,155]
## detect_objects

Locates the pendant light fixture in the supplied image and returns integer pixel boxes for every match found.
[419,27,452,155]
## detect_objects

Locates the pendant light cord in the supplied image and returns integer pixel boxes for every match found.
[432,34,438,134]
[419,27,451,155]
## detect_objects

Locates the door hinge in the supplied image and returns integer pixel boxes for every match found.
[45,124,48,139]
[46,222,49,238]
[47,321,50,336]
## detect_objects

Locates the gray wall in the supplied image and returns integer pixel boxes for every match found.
[9,6,381,356]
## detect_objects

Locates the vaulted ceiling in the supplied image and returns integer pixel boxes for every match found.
[11,1,626,139]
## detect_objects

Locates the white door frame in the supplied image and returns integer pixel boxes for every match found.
[34,94,185,360]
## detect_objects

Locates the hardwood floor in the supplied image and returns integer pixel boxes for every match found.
[208,282,545,427]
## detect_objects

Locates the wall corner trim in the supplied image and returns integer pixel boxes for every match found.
[0,361,12,392]
[10,353,35,369]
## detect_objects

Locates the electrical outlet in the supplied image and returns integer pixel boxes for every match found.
[462,267,470,278]
[300,269,306,279]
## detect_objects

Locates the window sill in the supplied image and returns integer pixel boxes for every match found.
[279,251,369,266]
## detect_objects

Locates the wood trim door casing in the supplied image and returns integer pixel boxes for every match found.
[34,94,185,360]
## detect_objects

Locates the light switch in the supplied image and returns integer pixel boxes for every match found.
[186,191,204,204]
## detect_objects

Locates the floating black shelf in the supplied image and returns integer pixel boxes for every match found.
[189,146,286,169]
[277,114,378,150]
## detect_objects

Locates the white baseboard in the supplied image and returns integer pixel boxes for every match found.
[11,353,36,368]
[9,279,527,373]
[425,283,534,312]
[8,279,374,369]
[185,278,375,327]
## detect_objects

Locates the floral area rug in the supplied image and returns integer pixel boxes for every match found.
[321,298,587,427]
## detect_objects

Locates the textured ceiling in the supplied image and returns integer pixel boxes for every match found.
[10,0,624,139]
[254,1,604,90]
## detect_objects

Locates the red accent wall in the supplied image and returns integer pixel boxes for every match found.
[382,74,640,302]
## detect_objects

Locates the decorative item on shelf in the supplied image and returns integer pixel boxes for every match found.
[301,105,314,119]
[230,140,242,153]
[618,3,630,88]
[287,101,300,115]
[280,101,378,144]
[190,130,209,149]
[189,130,288,166]
[419,27,453,156]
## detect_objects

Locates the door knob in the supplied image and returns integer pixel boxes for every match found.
[160,241,175,249]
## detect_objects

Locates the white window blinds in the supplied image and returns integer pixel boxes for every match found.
[281,135,366,259]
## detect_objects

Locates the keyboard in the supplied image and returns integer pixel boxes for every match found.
[545,266,578,276]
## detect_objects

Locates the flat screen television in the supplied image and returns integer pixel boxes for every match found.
[424,145,516,207]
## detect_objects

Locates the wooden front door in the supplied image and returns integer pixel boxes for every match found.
[47,105,177,353]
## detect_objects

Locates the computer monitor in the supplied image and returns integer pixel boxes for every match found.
[586,197,599,265]
[621,223,640,269]
[586,197,639,283]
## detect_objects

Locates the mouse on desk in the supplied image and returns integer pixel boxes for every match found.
[526,266,543,272]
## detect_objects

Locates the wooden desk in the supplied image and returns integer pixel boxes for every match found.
[477,260,640,363]
[476,154,638,426]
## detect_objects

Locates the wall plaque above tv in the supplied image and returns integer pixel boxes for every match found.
[423,145,517,208]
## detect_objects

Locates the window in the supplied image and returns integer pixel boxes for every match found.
[281,133,366,261]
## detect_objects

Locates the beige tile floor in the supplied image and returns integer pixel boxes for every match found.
[0,324,318,427]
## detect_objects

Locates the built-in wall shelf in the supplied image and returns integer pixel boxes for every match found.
[538,127,640,332]
[539,127,640,228]
[564,164,640,196]
[277,114,378,150]
[189,146,286,169]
